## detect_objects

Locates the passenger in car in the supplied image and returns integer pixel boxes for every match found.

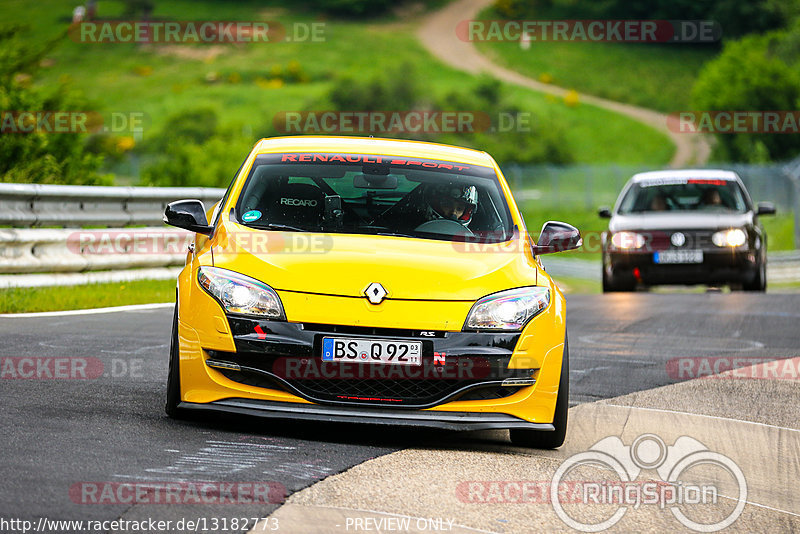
[649,194,668,211]
[701,189,724,207]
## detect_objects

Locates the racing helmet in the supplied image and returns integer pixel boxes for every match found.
[425,183,479,224]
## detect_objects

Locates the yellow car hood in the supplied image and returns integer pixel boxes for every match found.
[210,223,537,301]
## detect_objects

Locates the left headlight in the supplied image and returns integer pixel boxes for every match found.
[464,287,550,331]
[198,267,285,319]
[712,228,747,247]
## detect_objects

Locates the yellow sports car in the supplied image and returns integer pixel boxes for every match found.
[163,136,580,448]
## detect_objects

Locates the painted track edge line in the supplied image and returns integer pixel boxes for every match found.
[0,302,173,318]
[603,403,800,433]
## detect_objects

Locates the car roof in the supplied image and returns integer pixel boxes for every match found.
[631,169,740,183]
[253,136,495,168]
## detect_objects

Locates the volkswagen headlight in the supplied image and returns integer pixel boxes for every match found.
[198,267,285,319]
[712,229,746,247]
[464,287,550,331]
[611,231,646,249]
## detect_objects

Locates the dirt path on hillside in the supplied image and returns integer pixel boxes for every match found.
[417,0,711,167]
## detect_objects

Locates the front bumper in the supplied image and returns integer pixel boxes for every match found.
[177,267,567,428]
[606,249,759,286]
[206,318,533,409]
[179,398,556,431]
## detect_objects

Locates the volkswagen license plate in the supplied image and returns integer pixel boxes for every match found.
[654,250,703,264]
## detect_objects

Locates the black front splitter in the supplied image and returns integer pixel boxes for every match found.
[179,398,554,432]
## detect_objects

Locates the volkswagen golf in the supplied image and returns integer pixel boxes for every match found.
[599,170,774,292]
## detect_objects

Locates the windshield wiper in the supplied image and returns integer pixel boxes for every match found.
[375,231,418,238]
[246,223,309,232]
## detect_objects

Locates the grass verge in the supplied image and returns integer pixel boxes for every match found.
[0,279,174,313]
[0,0,674,176]
[475,7,718,112]
[551,275,600,294]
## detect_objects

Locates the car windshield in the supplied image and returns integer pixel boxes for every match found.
[234,153,514,242]
[617,178,748,214]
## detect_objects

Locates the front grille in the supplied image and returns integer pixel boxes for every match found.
[290,374,472,404]
[648,230,715,250]
[208,350,532,408]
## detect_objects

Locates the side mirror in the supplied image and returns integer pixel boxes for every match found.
[756,202,776,216]
[598,207,612,218]
[535,221,582,254]
[164,199,213,235]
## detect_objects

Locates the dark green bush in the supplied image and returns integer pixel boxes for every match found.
[491,0,799,39]
[0,25,109,184]
[692,31,800,161]
[318,67,573,164]
[139,107,251,188]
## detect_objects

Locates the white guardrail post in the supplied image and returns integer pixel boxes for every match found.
[0,183,224,288]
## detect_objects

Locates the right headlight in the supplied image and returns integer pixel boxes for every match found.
[464,287,550,331]
[197,267,285,319]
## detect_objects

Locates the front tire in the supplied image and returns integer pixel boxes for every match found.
[510,337,569,449]
[165,303,184,418]
[602,270,635,293]
[742,260,766,292]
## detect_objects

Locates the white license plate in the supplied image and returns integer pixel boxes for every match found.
[321,337,422,366]
[654,250,703,264]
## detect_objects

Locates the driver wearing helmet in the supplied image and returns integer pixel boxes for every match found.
[425,183,478,225]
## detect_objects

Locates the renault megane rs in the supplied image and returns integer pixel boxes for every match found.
[163,136,581,449]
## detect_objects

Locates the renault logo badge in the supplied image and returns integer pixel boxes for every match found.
[364,282,388,304]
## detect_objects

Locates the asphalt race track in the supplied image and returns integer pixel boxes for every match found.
[1,293,797,532]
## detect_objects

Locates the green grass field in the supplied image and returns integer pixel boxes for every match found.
[0,279,174,313]
[475,7,718,112]
[1,0,674,181]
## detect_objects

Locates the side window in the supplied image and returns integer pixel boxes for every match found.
[211,156,248,227]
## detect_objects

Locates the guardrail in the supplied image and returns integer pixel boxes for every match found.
[0,183,224,288]
[0,183,225,227]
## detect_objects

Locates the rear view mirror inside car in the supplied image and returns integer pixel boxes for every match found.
[353,173,398,189]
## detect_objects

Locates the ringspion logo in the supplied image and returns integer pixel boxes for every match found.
[551,434,746,532]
